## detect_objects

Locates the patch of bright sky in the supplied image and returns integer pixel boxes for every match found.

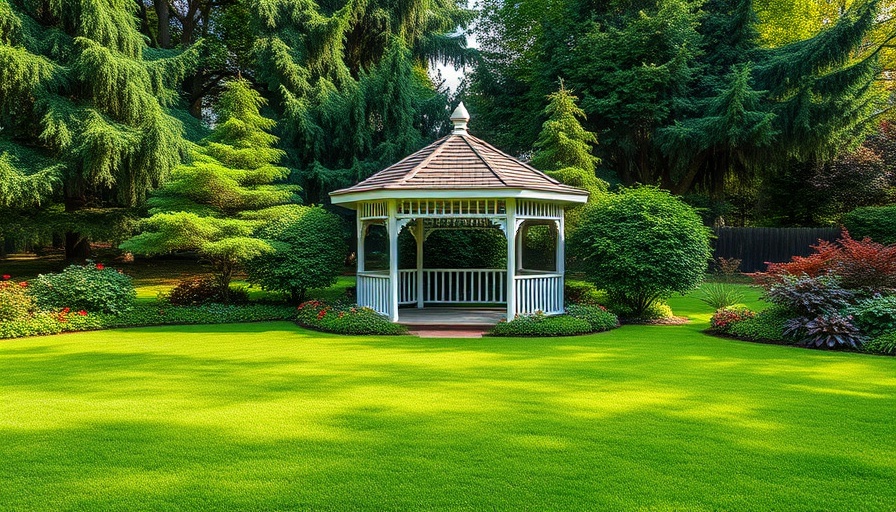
[432,32,479,93]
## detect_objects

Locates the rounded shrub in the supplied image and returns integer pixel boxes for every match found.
[296,300,408,335]
[843,205,896,245]
[167,277,249,306]
[570,186,712,318]
[28,262,136,315]
[565,304,620,331]
[726,306,792,342]
[247,206,348,303]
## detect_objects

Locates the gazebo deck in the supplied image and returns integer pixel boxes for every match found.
[397,307,505,328]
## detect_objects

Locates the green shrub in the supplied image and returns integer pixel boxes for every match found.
[847,295,896,337]
[843,205,896,245]
[167,277,249,306]
[28,262,136,315]
[863,332,896,355]
[564,280,606,306]
[610,300,674,322]
[247,206,348,302]
[565,304,620,332]
[0,278,34,321]
[490,312,593,337]
[570,186,712,318]
[296,300,408,335]
[710,306,755,333]
[699,282,745,310]
[0,303,297,339]
[727,306,793,342]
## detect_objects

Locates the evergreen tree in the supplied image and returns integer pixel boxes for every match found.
[121,79,300,301]
[530,83,601,173]
[468,0,891,224]
[0,0,193,257]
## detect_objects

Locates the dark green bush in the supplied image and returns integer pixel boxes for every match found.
[296,300,408,335]
[0,278,33,321]
[726,306,793,342]
[863,332,896,355]
[0,312,64,338]
[610,300,674,322]
[28,262,136,315]
[167,277,249,306]
[490,312,593,337]
[247,206,348,302]
[570,186,712,318]
[843,205,896,245]
[847,295,896,337]
[565,304,619,331]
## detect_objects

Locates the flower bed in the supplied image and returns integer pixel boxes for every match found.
[296,300,408,335]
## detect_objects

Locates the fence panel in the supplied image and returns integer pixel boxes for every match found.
[712,227,840,272]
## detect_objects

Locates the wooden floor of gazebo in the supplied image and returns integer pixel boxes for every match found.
[397,307,505,328]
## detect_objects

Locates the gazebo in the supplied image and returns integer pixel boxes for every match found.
[329,103,589,323]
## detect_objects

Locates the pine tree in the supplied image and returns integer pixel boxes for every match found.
[530,83,600,173]
[121,79,301,301]
[0,0,194,257]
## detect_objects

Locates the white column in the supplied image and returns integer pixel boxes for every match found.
[416,218,424,309]
[556,212,565,275]
[557,211,566,311]
[388,200,399,322]
[506,199,517,322]
[357,217,366,272]
[516,222,525,272]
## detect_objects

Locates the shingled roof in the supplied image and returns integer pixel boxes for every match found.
[330,103,589,198]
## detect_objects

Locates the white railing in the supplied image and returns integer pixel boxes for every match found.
[357,271,391,316]
[515,274,564,315]
[397,199,506,217]
[359,201,388,219]
[399,269,417,304]
[359,270,564,315]
[409,269,507,304]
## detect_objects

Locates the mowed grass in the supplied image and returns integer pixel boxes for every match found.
[1,288,895,510]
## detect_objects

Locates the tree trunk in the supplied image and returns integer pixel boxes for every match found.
[64,232,91,260]
[155,0,170,48]
[64,196,91,260]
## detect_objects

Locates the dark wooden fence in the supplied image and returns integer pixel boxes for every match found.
[712,227,841,273]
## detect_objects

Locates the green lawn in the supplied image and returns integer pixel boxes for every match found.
[1,287,894,510]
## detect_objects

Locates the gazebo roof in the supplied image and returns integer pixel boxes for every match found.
[330,103,589,205]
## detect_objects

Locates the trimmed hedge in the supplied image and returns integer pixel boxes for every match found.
[0,303,297,339]
[490,307,620,337]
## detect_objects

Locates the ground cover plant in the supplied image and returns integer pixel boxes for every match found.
[0,287,893,510]
[296,299,408,335]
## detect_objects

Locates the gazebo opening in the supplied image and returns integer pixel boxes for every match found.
[330,103,589,324]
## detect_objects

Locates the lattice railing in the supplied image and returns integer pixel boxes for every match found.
[517,200,562,219]
[514,274,564,315]
[359,202,388,219]
[397,199,506,217]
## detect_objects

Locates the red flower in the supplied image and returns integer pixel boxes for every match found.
[77,310,87,316]
[18,281,27,288]
[62,307,71,313]
[1,274,9,280]
[95,263,105,270]
[317,310,327,320]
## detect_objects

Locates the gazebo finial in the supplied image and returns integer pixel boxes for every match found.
[450,102,470,135]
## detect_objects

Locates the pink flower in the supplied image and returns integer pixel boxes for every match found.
[77,310,87,316]
[95,263,105,270]
[1,274,9,280]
